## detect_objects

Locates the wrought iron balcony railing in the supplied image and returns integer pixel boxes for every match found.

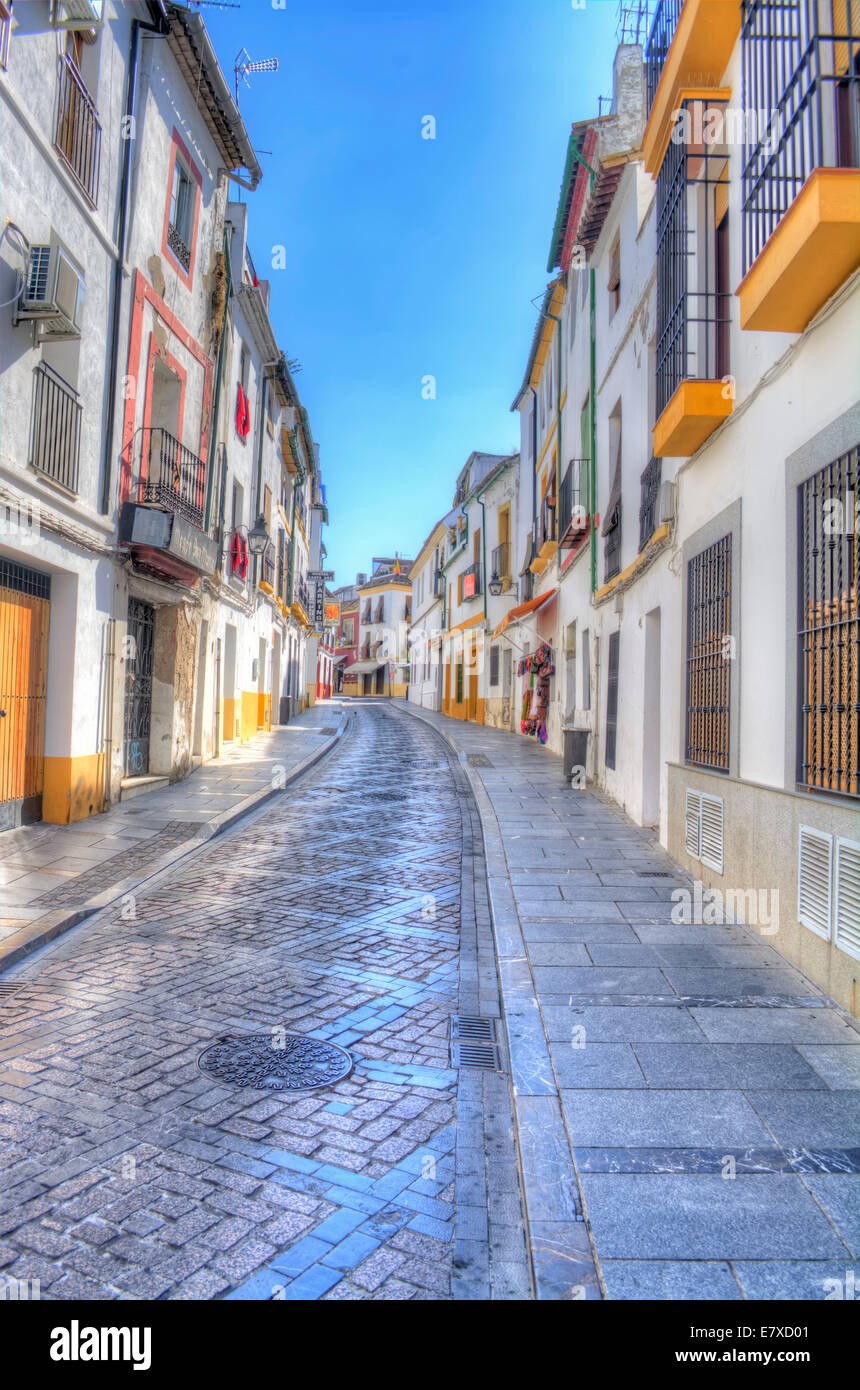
[295,573,310,613]
[374,600,385,622]
[645,0,684,113]
[136,427,206,529]
[535,492,558,550]
[54,53,102,205]
[656,98,731,415]
[461,561,482,599]
[261,543,275,589]
[639,456,663,550]
[741,0,860,274]
[604,505,622,582]
[558,459,590,541]
[491,540,510,580]
[31,361,81,494]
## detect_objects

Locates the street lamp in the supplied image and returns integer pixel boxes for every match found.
[488,571,502,597]
[248,513,270,556]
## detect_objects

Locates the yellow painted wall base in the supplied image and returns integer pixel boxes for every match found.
[392,683,408,698]
[257,692,271,729]
[653,380,732,458]
[737,169,860,332]
[241,691,258,743]
[223,696,238,742]
[306,685,316,707]
[43,753,106,825]
[476,698,486,725]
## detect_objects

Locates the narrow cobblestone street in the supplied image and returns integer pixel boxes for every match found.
[0,705,529,1301]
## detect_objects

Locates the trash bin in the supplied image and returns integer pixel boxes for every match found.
[562,727,589,784]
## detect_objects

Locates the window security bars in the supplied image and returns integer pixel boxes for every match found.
[639,456,663,550]
[741,0,860,274]
[797,444,860,797]
[31,361,81,493]
[656,98,732,416]
[686,534,732,771]
[54,52,102,205]
[645,0,685,113]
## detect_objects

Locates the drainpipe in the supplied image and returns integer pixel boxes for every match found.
[476,461,513,626]
[205,230,232,531]
[99,15,165,515]
[567,141,599,596]
[529,387,538,527]
[251,372,268,589]
[542,304,563,503]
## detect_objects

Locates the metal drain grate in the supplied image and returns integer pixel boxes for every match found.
[364,791,409,802]
[0,982,27,1001]
[318,727,338,736]
[450,1016,500,1069]
[636,870,673,878]
[452,1015,496,1041]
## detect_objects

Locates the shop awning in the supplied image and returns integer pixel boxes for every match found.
[332,652,351,665]
[492,589,557,640]
[344,659,386,675]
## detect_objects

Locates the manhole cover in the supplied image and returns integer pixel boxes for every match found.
[466,753,492,768]
[318,727,338,736]
[197,1033,354,1092]
[364,791,409,802]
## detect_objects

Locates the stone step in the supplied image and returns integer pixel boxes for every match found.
[120,775,170,801]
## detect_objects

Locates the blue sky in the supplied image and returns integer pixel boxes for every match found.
[203,0,618,582]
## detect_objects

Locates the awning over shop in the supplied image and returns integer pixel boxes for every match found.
[332,652,351,665]
[492,589,557,640]
[344,659,386,675]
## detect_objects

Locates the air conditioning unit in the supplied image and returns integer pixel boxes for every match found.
[50,0,104,30]
[17,245,85,338]
[658,480,676,524]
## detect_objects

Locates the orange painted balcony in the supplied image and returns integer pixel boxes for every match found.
[643,0,742,175]
[653,379,732,458]
[737,169,860,333]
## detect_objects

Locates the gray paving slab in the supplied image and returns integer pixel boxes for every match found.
[745,1091,860,1146]
[632,1043,828,1090]
[601,1260,743,1300]
[732,1261,860,1300]
[560,1089,771,1146]
[532,966,671,995]
[542,1004,706,1043]
[549,1041,646,1089]
[803,1177,860,1256]
[795,1045,860,1089]
[580,1174,850,1259]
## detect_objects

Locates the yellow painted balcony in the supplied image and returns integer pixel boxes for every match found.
[643,0,741,175]
[737,169,860,333]
[653,379,732,458]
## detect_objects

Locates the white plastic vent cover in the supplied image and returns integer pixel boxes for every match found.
[684,790,701,859]
[684,790,723,874]
[699,794,724,875]
[797,825,833,940]
[835,837,860,962]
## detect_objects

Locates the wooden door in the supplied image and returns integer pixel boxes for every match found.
[0,563,51,829]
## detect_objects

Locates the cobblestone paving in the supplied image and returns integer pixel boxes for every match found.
[0,707,469,1300]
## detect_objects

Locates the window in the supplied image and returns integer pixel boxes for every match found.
[639,456,662,551]
[798,446,859,797]
[605,632,620,770]
[608,235,620,319]
[582,629,591,710]
[686,535,732,772]
[490,645,500,687]
[656,98,729,414]
[603,406,622,581]
[456,660,464,704]
[742,0,860,274]
[167,156,194,271]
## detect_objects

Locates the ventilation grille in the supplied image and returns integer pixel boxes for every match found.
[685,789,701,859]
[798,825,833,941]
[700,794,724,875]
[26,245,52,302]
[835,837,860,962]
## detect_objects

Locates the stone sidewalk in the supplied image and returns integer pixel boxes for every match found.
[393,700,860,1301]
[0,707,347,974]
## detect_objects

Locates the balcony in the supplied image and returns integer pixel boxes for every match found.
[604,506,623,583]
[461,562,482,600]
[374,599,385,622]
[558,460,590,548]
[135,427,206,529]
[167,220,191,274]
[643,0,741,174]
[639,456,663,551]
[260,543,275,593]
[653,99,733,457]
[31,361,81,493]
[738,1,860,332]
[490,541,511,588]
[295,573,310,613]
[530,494,558,574]
[54,52,102,205]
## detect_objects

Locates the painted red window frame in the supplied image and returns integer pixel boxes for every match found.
[161,127,203,290]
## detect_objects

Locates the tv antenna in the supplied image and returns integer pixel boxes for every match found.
[234,48,279,106]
